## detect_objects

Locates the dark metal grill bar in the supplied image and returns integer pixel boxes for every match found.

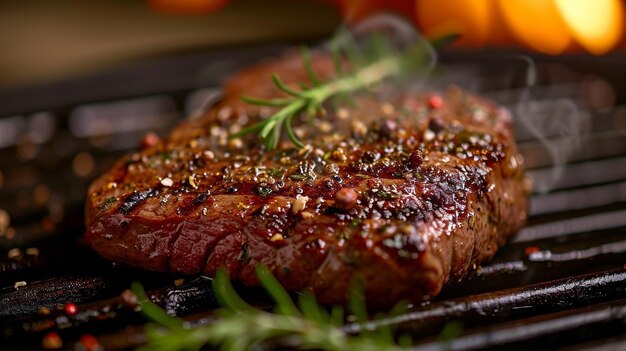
[0,51,625,350]
[527,240,626,262]
[529,180,626,215]
[345,270,626,335]
[560,334,626,351]
[411,299,626,351]
[519,131,626,169]
[527,155,626,192]
[515,209,626,242]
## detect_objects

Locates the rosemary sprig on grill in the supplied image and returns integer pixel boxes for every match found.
[132,266,412,351]
[229,32,438,151]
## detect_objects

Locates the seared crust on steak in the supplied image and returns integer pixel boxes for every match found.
[85,52,527,306]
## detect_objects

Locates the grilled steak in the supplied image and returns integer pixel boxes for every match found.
[85,52,527,306]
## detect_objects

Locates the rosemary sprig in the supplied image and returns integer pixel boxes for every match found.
[132,266,413,351]
[230,32,437,150]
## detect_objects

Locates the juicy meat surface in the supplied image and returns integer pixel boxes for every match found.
[85,51,527,306]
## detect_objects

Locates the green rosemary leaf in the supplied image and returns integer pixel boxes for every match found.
[430,33,461,50]
[229,122,266,139]
[399,37,436,74]
[348,279,368,325]
[372,310,397,345]
[260,117,278,139]
[213,269,258,313]
[307,101,325,123]
[240,95,293,107]
[285,114,305,148]
[331,45,345,77]
[439,320,463,342]
[131,282,184,330]
[330,304,345,327]
[300,45,322,86]
[271,74,304,97]
[397,334,413,348]
[265,129,277,150]
[298,292,328,324]
[272,123,283,149]
[370,31,394,62]
[388,301,409,319]
[336,29,367,68]
[256,265,301,317]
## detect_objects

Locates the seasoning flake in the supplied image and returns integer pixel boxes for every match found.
[292,195,309,213]
[270,234,284,242]
[161,178,174,187]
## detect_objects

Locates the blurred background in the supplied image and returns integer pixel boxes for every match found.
[1,0,625,90]
[0,0,342,89]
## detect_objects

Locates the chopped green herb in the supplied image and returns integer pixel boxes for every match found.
[256,185,273,197]
[438,321,463,348]
[337,232,351,240]
[159,151,172,160]
[323,150,333,160]
[375,190,396,200]
[266,168,285,177]
[349,218,362,227]
[289,173,308,181]
[101,196,118,211]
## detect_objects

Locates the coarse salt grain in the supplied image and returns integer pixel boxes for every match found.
[160,178,174,187]
[292,195,309,214]
[423,129,436,141]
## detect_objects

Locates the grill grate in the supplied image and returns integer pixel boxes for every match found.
[1,48,626,350]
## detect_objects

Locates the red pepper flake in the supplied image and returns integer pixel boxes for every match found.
[524,246,540,255]
[428,95,443,109]
[42,332,63,349]
[140,132,160,149]
[120,289,139,309]
[79,334,102,351]
[64,303,78,316]
[334,188,358,210]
